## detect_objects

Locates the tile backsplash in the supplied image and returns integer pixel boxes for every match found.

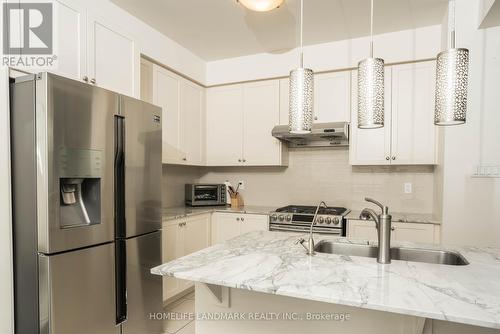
[163,148,435,214]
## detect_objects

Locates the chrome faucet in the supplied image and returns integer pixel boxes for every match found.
[360,197,392,264]
[296,201,328,256]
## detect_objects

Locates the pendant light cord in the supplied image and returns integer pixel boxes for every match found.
[370,0,374,58]
[300,0,304,67]
[449,0,456,49]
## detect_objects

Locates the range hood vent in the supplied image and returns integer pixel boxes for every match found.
[272,122,349,148]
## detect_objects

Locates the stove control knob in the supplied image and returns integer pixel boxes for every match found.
[332,217,340,225]
[285,215,292,222]
[278,215,285,222]
[325,217,332,224]
[317,217,324,224]
[270,214,278,221]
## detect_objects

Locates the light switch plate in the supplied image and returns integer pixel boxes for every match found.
[238,180,245,190]
[404,182,412,194]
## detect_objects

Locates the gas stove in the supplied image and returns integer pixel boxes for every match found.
[269,205,350,235]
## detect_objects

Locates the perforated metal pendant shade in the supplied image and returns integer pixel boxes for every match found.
[289,68,313,133]
[357,58,384,129]
[288,0,313,134]
[357,0,385,129]
[434,49,469,126]
[434,1,469,126]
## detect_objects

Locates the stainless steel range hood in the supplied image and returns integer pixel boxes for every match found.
[272,122,349,148]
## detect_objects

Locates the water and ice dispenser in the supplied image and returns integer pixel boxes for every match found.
[58,148,102,228]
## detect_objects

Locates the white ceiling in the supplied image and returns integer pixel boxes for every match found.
[111,0,448,61]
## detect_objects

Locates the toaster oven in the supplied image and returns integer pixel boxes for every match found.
[185,184,227,206]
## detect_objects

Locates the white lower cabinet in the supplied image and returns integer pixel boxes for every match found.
[347,219,441,244]
[162,214,211,302]
[211,213,269,244]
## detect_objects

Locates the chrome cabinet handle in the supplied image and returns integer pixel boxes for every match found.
[241,217,244,222]
[242,159,246,162]
[182,157,187,161]
[392,156,396,160]
[385,156,390,161]
[391,227,395,231]
[238,159,242,162]
[90,78,96,84]
[236,217,240,221]
[82,76,88,82]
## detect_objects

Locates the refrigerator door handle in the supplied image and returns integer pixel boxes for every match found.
[114,115,127,324]
[114,115,126,238]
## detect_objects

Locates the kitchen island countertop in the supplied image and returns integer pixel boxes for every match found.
[152,231,500,329]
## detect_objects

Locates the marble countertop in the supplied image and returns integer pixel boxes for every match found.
[163,205,277,221]
[152,231,500,329]
[345,210,441,225]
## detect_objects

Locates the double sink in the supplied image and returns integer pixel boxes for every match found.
[314,241,469,266]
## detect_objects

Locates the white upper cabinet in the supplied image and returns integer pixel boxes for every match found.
[52,0,138,97]
[350,61,437,165]
[153,65,182,163]
[243,80,282,166]
[279,78,290,125]
[350,68,393,165]
[278,72,351,125]
[314,71,351,122]
[87,13,137,97]
[206,85,244,166]
[53,0,87,81]
[180,80,205,165]
[390,62,437,165]
[151,64,206,165]
[206,80,286,166]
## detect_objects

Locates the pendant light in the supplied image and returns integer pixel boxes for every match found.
[357,0,384,129]
[434,0,469,126]
[289,0,313,134]
[237,0,284,12]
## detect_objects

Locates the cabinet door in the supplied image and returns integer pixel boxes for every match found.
[347,220,378,241]
[392,223,437,244]
[87,14,137,96]
[242,80,281,165]
[349,68,393,165]
[140,58,153,103]
[184,214,211,255]
[180,80,205,165]
[279,78,289,125]
[152,65,184,163]
[314,71,351,122]
[240,214,269,234]
[391,62,437,165]
[53,0,87,81]
[206,86,244,166]
[162,222,183,301]
[211,213,241,244]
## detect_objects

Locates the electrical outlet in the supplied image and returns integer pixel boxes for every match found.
[238,180,245,190]
[404,182,412,194]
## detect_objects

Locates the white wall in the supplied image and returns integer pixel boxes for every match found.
[439,0,500,247]
[0,68,14,334]
[206,25,442,86]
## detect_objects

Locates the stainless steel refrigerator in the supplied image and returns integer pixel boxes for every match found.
[10,73,164,334]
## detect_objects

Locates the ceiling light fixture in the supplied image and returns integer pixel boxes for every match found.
[237,0,284,12]
[289,0,313,134]
[434,0,469,126]
[357,0,385,129]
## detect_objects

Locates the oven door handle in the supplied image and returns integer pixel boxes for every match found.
[270,225,342,235]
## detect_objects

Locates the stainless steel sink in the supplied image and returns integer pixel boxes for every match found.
[314,241,469,266]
